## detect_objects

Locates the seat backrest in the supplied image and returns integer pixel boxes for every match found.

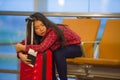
[62,18,100,58]
[99,20,120,60]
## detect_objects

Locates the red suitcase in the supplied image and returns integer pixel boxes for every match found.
[20,49,52,80]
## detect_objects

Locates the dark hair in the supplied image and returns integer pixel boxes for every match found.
[26,12,66,47]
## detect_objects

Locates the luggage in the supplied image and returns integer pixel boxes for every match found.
[19,17,52,80]
[20,49,52,80]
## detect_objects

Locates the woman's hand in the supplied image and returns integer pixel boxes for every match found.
[19,52,31,65]
[15,43,26,52]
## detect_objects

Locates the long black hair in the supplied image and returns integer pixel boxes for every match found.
[26,12,66,47]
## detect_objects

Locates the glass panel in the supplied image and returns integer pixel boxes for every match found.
[0,45,18,70]
[0,16,26,44]
[0,0,34,11]
[0,16,27,70]
[90,0,120,13]
[0,73,18,80]
[47,0,89,12]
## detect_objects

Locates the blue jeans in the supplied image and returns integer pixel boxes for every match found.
[52,45,83,80]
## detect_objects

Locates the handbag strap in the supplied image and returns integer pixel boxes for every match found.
[42,52,47,80]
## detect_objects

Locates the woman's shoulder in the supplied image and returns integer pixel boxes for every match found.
[47,28,56,34]
[57,24,68,29]
[57,24,67,27]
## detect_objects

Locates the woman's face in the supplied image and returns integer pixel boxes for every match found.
[34,20,47,36]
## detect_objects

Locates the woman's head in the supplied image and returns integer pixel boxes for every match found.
[26,12,66,46]
[30,12,53,29]
[34,20,47,37]
[29,12,57,36]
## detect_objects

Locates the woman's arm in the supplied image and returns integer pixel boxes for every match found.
[15,29,57,53]
[26,30,57,53]
[15,43,26,52]
[18,52,31,65]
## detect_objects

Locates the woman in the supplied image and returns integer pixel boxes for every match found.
[15,12,83,80]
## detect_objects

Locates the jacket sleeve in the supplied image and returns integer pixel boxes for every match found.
[25,30,57,53]
[16,40,25,58]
